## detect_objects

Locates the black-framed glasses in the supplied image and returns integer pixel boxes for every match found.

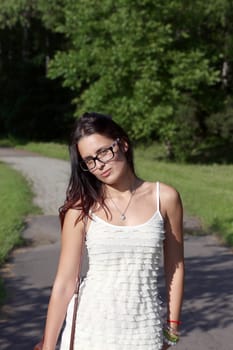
[80,138,120,171]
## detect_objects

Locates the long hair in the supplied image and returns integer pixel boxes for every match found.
[59,112,135,226]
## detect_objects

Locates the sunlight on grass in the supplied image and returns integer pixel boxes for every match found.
[0,162,40,264]
[135,151,233,245]
[18,142,69,160]
[9,140,233,246]
[0,162,41,302]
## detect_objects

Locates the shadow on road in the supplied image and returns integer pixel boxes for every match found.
[0,277,50,349]
[182,251,233,334]
[159,235,233,338]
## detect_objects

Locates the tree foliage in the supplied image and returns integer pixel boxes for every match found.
[46,0,233,160]
[1,0,233,161]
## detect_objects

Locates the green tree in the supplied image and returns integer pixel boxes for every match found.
[47,0,223,159]
[1,0,233,161]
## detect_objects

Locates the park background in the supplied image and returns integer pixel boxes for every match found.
[1,0,233,301]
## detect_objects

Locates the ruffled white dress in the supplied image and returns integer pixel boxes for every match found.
[60,182,165,350]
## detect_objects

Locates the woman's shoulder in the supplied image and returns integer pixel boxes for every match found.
[143,180,179,196]
[63,207,84,230]
[158,182,182,215]
[159,181,180,197]
[144,181,181,209]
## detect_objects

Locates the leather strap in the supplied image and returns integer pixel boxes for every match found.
[69,279,81,350]
[69,225,86,350]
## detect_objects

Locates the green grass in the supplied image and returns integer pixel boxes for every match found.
[6,139,233,246]
[0,137,69,160]
[0,162,40,303]
[135,148,233,245]
[18,142,70,160]
[0,162,40,264]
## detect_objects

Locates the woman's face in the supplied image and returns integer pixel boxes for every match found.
[77,133,129,185]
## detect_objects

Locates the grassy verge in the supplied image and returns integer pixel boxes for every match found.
[7,140,233,246]
[135,147,233,245]
[18,142,69,160]
[0,162,40,303]
[0,138,69,160]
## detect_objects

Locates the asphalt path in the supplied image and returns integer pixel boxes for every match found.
[0,147,232,349]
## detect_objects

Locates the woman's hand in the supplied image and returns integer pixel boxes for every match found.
[33,339,43,350]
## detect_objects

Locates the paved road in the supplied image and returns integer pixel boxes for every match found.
[0,148,233,349]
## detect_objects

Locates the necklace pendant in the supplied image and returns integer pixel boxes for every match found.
[120,214,126,221]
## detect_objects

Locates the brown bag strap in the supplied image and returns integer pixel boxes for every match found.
[69,226,86,350]
[69,279,81,350]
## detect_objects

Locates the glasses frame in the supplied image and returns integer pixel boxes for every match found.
[80,138,120,172]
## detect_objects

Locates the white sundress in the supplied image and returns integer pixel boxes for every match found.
[60,182,165,350]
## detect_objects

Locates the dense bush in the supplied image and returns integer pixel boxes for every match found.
[0,0,233,161]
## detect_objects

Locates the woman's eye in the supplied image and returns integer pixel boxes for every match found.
[99,149,108,157]
[86,158,93,165]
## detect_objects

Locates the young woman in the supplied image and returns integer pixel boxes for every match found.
[41,112,184,350]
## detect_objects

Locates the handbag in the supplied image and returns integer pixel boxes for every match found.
[34,231,85,350]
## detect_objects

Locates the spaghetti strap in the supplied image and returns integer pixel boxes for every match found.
[156,181,160,212]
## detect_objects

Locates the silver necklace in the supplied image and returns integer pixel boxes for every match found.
[108,188,136,221]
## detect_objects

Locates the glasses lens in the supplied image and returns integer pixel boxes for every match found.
[97,148,114,162]
[80,160,95,171]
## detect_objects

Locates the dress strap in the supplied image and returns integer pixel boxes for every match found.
[156,181,160,212]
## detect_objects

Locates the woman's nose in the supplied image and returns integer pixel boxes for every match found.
[95,159,105,169]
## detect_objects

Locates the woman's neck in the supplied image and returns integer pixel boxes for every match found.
[104,175,142,197]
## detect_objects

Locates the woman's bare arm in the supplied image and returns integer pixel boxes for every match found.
[42,209,85,350]
[161,184,184,332]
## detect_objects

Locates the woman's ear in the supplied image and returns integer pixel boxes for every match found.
[119,139,129,153]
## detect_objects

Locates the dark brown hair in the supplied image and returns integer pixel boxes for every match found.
[59,112,135,226]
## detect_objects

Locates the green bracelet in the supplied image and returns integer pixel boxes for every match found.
[163,327,180,346]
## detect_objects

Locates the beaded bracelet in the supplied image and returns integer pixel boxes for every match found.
[166,324,180,335]
[163,326,180,346]
[167,319,182,325]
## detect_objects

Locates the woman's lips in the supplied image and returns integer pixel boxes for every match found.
[101,169,111,177]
